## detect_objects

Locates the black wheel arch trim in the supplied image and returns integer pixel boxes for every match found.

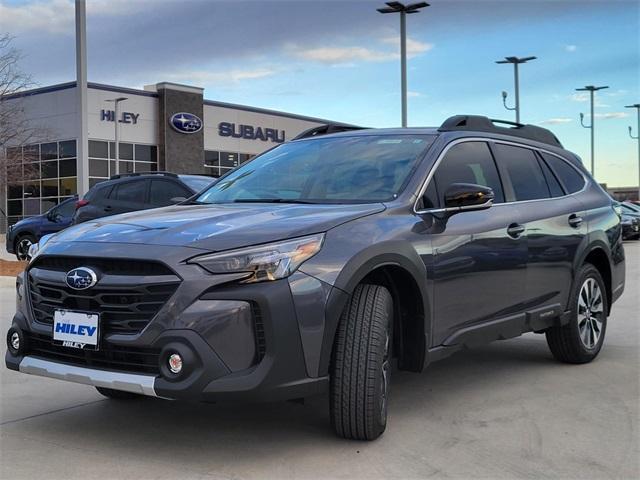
[316,242,431,377]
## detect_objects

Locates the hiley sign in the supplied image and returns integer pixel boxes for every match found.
[218,122,285,143]
[100,109,140,124]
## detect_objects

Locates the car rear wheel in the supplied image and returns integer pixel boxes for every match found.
[546,263,608,364]
[330,284,393,441]
[15,234,36,261]
[95,387,143,399]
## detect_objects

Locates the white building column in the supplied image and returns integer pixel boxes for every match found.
[75,0,89,195]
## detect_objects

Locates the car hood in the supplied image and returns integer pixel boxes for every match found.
[49,203,385,251]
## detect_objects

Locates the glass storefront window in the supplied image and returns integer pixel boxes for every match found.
[23,144,39,163]
[41,198,58,212]
[59,177,77,196]
[89,159,109,177]
[135,144,157,162]
[7,200,22,216]
[8,184,23,199]
[220,152,239,168]
[41,142,58,160]
[41,179,59,197]
[89,140,108,159]
[119,143,134,160]
[59,140,76,158]
[41,161,58,179]
[23,198,40,216]
[134,162,157,173]
[119,161,134,173]
[59,159,77,177]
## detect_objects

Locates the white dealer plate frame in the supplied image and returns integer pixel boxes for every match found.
[53,309,100,351]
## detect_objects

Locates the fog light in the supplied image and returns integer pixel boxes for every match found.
[10,332,20,351]
[168,353,183,374]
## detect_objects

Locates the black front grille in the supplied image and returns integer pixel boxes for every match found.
[31,256,174,276]
[28,257,180,335]
[25,332,160,375]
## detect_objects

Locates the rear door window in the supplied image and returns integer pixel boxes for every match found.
[540,153,586,194]
[431,141,505,206]
[493,144,550,201]
[537,153,565,197]
[149,180,191,206]
[112,180,147,204]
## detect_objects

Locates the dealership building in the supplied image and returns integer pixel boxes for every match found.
[1,80,344,230]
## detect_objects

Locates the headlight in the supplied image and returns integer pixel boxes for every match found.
[189,233,324,283]
[27,233,54,263]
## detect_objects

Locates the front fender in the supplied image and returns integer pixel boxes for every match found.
[304,241,429,377]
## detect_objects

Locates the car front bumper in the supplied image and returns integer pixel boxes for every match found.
[5,241,338,402]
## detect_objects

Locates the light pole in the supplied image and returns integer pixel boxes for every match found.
[496,56,536,124]
[106,97,127,176]
[625,103,640,200]
[377,1,430,128]
[577,85,609,177]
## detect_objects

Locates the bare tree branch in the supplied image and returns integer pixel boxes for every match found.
[0,34,52,228]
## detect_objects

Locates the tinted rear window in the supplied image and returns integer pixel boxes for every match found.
[541,153,586,194]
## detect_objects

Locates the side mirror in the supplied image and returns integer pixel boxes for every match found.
[170,196,187,204]
[46,211,56,222]
[443,183,494,212]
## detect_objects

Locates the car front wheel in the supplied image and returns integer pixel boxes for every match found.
[15,234,36,261]
[330,284,393,441]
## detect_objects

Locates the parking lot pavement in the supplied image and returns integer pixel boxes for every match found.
[0,244,638,480]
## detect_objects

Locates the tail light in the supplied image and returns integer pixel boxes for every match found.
[76,199,89,210]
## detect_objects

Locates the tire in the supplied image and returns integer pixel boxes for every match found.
[330,284,393,441]
[95,387,142,399]
[15,234,36,261]
[546,263,608,364]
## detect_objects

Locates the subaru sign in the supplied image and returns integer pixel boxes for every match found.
[65,267,98,290]
[170,112,203,134]
[218,122,285,143]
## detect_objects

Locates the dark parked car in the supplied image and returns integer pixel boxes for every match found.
[5,196,77,260]
[7,116,626,441]
[73,172,215,224]
[621,215,640,240]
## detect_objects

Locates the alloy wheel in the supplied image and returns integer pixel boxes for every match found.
[577,277,604,349]
[16,238,33,261]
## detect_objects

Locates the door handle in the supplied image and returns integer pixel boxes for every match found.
[568,214,583,228]
[507,223,525,238]
[104,205,113,212]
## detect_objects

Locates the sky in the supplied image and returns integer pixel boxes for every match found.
[1,0,638,187]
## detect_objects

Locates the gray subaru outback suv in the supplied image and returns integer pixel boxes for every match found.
[6,116,626,440]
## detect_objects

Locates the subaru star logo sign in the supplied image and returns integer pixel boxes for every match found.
[65,267,98,290]
[170,112,203,134]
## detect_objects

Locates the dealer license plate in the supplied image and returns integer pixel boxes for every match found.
[53,309,100,350]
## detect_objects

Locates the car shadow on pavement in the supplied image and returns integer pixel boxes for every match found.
[4,335,568,459]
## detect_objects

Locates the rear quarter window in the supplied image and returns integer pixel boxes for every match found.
[541,153,586,194]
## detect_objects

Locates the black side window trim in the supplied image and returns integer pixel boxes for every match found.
[535,150,567,197]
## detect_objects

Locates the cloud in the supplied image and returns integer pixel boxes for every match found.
[564,44,578,52]
[539,118,573,125]
[160,68,277,85]
[407,91,423,98]
[593,112,629,119]
[380,36,434,57]
[0,0,74,35]
[291,37,433,65]
[570,93,609,107]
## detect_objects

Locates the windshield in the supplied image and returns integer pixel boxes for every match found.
[196,134,435,204]
[179,175,216,192]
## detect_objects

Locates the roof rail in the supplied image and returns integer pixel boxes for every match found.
[109,171,178,180]
[438,115,563,148]
[293,124,367,140]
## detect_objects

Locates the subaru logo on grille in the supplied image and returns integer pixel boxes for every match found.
[65,267,98,290]
[169,112,203,134]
